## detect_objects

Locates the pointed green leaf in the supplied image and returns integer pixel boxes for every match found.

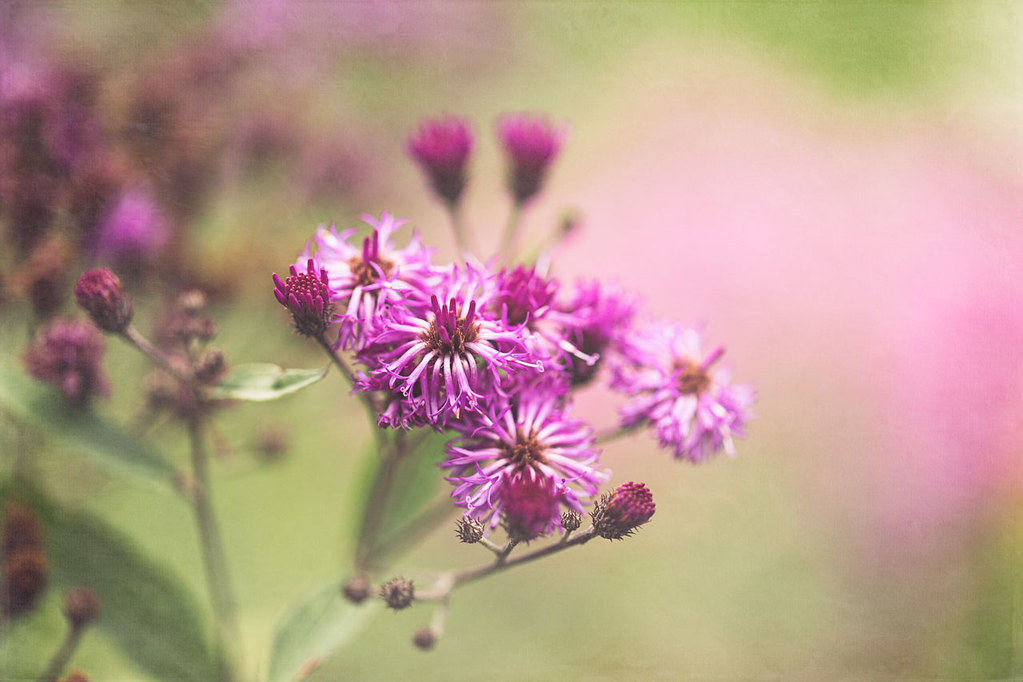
[0,365,175,484]
[0,483,218,681]
[268,579,380,682]
[211,363,329,402]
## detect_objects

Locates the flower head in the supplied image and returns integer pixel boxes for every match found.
[91,185,169,272]
[613,323,754,462]
[496,112,567,204]
[407,115,473,206]
[361,263,541,426]
[23,318,109,406]
[74,268,133,333]
[556,279,639,386]
[272,258,334,337]
[591,481,655,540]
[298,213,436,350]
[442,378,608,531]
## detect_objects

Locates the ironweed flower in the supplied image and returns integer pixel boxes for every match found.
[298,213,436,350]
[591,481,655,540]
[406,115,473,206]
[443,377,608,531]
[556,279,639,386]
[496,112,567,205]
[361,263,541,426]
[91,185,170,272]
[613,323,754,462]
[23,318,109,406]
[272,258,334,337]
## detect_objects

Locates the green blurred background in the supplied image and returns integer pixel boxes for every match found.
[1,1,1021,680]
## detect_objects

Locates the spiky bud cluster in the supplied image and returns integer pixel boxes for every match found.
[591,482,655,540]
[379,577,414,611]
[74,268,133,333]
[455,516,484,544]
[561,511,582,532]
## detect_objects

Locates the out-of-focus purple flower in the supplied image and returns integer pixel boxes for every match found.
[361,264,542,427]
[613,323,754,462]
[23,318,108,406]
[442,378,608,532]
[501,475,562,542]
[496,112,567,205]
[91,186,170,272]
[556,279,639,387]
[272,258,334,337]
[298,213,436,350]
[407,115,473,206]
[74,268,133,333]
[591,481,655,540]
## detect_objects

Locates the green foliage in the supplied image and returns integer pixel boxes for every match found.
[0,365,176,485]
[210,363,329,402]
[0,483,218,681]
[268,579,381,682]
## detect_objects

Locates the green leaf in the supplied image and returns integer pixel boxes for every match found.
[0,365,176,484]
[268,579,380,682]
[210,363,329,402]
[0,483,218,681]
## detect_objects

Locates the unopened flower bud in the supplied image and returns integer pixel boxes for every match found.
[272,259,334,337]
[406,115,473,206]
[454,516,484,544]
[496,112,567,205]
[63,587,100,628]
[591,482,655,540]
[341,575,371,604]
[379,577,414,611]
[2,548,48,618]
[74,269,133,333]
[193,349,227,384]
[561,511,582,532]
[412,627,436,651]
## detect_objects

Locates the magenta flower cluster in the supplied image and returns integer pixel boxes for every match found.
[273,113,755,538]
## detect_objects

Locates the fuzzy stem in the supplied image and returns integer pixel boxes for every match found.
[186,414,242,681]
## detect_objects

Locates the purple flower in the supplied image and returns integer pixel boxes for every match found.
[613,323,754,462]
[407,115,473,206]
[591,481,655,540]
[556,279,639,386]
[442,378,608,532]
[23,318,109,406]
[360,264,542,426]
[272,258,335,337]
[298,213,436,350]
[496,112,567,204]
[91,185,170,271]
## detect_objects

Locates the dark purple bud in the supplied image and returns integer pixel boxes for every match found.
[74,268,133,333]
[272,258,334,337]
[63,587,101,628]
[406,115,473,206]
[496,112,567,205]
[591,482,655,540]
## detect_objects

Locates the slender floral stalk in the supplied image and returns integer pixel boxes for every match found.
[445,200,469,261]
[37,624,85,682]
[354,431,410,572]
[186,413,242,681]
[499,201,521,264]
[419,527,597,601]
[120,325,194,386]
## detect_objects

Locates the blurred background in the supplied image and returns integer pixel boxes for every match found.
[1,1,1021,680]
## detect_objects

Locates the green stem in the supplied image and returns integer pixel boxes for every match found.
[37,624,84,682]
[186,414,242,681]
[446,200,469,260]
[120,326,195,387]
[499,201,522,265]
[354,431,409,572]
